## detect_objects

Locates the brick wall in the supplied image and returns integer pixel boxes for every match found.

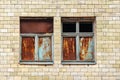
[0,0,120,80]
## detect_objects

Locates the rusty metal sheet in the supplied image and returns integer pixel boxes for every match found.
[20,19,53,33]
[63,38,76,60]
[79,37,94,61]
[38,37,52,60]
[22,37,35,60]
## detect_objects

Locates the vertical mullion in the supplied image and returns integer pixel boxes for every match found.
[76,22,79,61]
[35,35,38,61]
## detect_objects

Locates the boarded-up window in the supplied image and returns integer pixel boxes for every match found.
[20,19,53,33]
[63,37,76,60]
[62,17,95,64]
[79,37,94,61]
[38,37,52,60]
[20,17,53,64]
[22,37,35,60]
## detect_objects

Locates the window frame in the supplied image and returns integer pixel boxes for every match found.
[61,17,96,64]
[19,17,54,65]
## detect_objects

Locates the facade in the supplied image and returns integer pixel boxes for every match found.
[0,0,120,80]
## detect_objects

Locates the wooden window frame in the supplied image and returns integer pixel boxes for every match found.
[19,17,54,65]
[61,17,96,65]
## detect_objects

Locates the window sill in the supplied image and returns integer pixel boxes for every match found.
[19,61,53,65]
[61,61,96,65]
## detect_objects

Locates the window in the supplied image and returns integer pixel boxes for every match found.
[20,17,53,64]
[61,17,96,64]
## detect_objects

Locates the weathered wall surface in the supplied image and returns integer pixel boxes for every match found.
[0,0,120,80]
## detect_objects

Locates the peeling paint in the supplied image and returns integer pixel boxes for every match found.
[79,37,94,61]
[38,37,52,60]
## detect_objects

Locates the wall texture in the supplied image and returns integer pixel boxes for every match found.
[0,0,120,80]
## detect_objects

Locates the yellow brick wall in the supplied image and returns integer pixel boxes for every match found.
[0,0,120,80]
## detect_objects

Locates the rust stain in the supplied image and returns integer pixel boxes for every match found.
[63,38,76,60]
[38,37,52,60]
[22,37,35,60]
[79,37,94,61]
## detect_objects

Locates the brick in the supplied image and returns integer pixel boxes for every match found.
[0,0,119,80]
